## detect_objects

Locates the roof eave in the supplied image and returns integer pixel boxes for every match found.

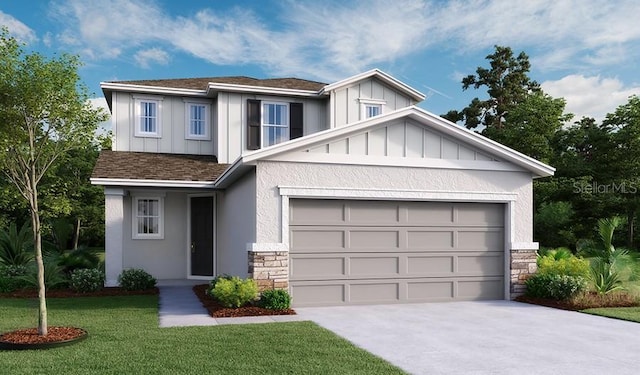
[206,83,322,98]
[321,69,426,102]
[90,177,216,188]
[100,82,209,97]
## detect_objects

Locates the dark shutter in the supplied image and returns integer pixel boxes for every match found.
[247,99,261,150]
[290,102,303,140]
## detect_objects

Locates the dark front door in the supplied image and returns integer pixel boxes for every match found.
[190,196,214,277]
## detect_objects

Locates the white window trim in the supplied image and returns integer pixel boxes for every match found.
[132,196,164,240]
[133,95,163,138]
[184,100,211,140]
[261,101,290,148]
[359,98,386,119]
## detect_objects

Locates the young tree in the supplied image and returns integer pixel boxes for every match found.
[0,29,106,335]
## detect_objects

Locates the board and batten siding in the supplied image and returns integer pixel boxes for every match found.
[332,77,413,128]
[306,119,498,161]
[216,92,328,163]
[112,92,216,155]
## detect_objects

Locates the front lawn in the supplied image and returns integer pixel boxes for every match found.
[0,296,404,374]
[582,307,640,323]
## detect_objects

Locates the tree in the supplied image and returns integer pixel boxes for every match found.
[0,29,106,335]
[443,45,541,131]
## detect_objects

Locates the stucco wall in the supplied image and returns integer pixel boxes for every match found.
[216,93,328,163]
[217,171,257,277]
[255,161,533,244]
[112,91,216,155]
[122,191,187,279]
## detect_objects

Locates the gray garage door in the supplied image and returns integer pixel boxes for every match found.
[289,199,505,307]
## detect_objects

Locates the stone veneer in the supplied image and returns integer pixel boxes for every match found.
[247,251,289,291]
[510,249,537,299]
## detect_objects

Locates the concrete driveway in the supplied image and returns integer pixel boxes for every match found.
[296,301,640,375]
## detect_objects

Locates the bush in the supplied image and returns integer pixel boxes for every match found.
[206,274,233,297]
[18,256,68,290]
[537,252,590,278]
[525,273,586,300]
[259,289,291,310]
[210,277,258,308]
[70,268,104,293]
[118,268,156,291]
[0,264,30,293]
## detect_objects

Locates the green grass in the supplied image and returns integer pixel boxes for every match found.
[0,296,404,374]
[582,307,640,323]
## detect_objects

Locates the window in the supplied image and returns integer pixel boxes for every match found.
[132,197,164,239]
[247,100,302,150]
[134,96,163,137]
[365,104,381,118]
[185,102,210,140]
[359,99,386,120]
[262,102,289,147]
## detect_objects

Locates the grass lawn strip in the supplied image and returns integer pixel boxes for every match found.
[0,296,405,375]
[581,307,640,323]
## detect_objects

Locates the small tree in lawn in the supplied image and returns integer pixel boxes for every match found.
[0,29,106,335]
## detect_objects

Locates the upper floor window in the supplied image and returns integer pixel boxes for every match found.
[262,102,289,147]
[132,196,164,240]
[246,99,303,150]
[134,95,163,138]
[184,101,211,140]
[359,98,386,119]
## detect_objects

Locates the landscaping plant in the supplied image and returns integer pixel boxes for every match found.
[525,273,585,300]
[577,217,640,295]
[210,277,258,308]
[259,289,292,310]
[69,268,104,293]
[0,222,34,266]
[117,268,156,291]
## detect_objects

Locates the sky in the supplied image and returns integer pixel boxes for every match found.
[2,0,640,127]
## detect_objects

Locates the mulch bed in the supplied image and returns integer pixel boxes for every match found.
[516,292,640,311]
[192,284,296,318]
[0,326,86,345]
[0,287,159,299]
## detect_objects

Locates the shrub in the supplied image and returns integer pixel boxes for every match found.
[18,256,68,290]
[537,252,590,278]
[70,268,104,293]
[525,273,586,300]
[210,277,258,308]
[0,264,30,293]
[259,289,291,310]
[206,274,233,297]
[118,268,156,291]
[0,222,34,266]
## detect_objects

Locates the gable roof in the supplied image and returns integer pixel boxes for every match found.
[215,106,554,187]
[107,76,327,92]
[320,69,426,102]
[91,150,229,188]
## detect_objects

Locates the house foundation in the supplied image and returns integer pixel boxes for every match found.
[510,249,538,299]
[247,250,289,291]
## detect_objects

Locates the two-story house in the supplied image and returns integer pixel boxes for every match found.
[91,69,554,307]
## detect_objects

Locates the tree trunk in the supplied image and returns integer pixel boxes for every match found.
[73,217,80,250]
[30,170,47,336]
[628,212,635,249]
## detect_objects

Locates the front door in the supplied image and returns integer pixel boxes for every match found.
[190,196,214,277]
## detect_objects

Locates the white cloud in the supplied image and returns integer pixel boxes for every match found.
[134,48,170,69]
[542,75,640,122]
[0,11,37,43]
[49,0,640,81]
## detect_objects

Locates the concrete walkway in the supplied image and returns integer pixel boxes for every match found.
[157,285,303,327]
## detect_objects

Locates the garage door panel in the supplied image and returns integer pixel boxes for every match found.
[458,254,504,275]
[407,202,454,225]
[290,200,345,225]
[350,230,399,248]
[407,230,454,249]
[291,257,345,278]
[458,279,504,300]
[290,230,345,250]
[406,255,454,274]
[350,283,399,303]
[350,256,399,276]
[290,284,345,306]
[457,230,503,250]
[407,281,454,300]
[455,203,504,226]
[348,201,399,224]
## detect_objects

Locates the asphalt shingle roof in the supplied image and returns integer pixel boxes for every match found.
[109,76,327,92]
[92,150,229,182]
